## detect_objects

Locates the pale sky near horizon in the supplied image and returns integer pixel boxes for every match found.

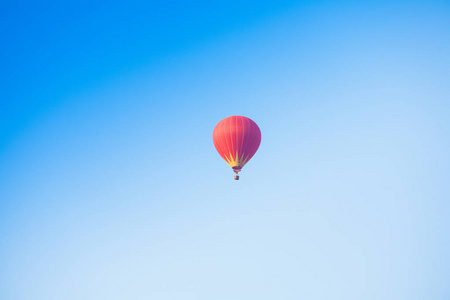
[1,1,450,299]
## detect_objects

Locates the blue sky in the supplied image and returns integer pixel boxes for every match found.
[1,1,450,299]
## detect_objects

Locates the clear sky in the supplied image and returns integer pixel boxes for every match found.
[1,1,450,299]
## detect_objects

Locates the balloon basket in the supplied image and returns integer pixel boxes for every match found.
[233,169,240,180]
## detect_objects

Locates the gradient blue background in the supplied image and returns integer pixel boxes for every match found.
[1,1,450,299]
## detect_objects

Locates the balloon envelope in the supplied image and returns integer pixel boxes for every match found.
[212,116,261,174]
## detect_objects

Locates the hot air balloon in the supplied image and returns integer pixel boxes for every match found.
[213,116,261,180]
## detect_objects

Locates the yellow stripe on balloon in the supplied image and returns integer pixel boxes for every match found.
[225,151,251,168]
